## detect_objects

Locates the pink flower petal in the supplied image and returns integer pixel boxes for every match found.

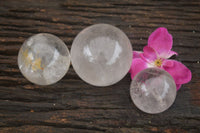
[166,50,178,59]
[133,51,143,59]
[129,58,148,79]
[140,46,157,62]
[163,60,192,85]
[148,27,173,58]
[129,51,143,73]
[162,60,174,67]
[176,84,182,90]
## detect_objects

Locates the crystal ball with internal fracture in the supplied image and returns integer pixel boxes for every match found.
[18,33,70,85]
[130,68,177,114]
[71,24,132,86]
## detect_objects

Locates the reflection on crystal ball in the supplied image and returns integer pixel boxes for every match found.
[71,24,133,86]
[130,68,177,114]
[18,33,70,85]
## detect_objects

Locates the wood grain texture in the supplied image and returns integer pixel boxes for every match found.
[0,0,200,132]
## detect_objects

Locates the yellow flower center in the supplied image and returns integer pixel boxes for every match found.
[154,59,162,67]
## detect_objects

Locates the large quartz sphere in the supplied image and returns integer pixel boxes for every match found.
[71,24,132,86]
[18,33,70,85]
[130,68,177,114]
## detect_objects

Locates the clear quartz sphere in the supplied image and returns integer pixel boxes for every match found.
[71,24,133,86]
[130,68,177,114]
[18,33,70,85]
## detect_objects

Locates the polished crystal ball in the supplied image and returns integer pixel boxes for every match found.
[71,24,132,86]
[18,33,70,85]
[130,68,177,114]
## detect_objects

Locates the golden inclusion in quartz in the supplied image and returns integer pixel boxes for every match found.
[18,33,70,85]
[130,68,177,114]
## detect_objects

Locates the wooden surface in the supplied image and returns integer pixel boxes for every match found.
[0,0,200,132]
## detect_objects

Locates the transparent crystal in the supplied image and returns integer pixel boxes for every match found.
[71,24,132,86]
[130,68,176,114]
[18,33,70,85]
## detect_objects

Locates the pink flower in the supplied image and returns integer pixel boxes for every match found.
[129,27,192,90]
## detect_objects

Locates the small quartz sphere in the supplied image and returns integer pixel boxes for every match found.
[71,24,132,86]
[130,68,177,114]
[18,33,70,85]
